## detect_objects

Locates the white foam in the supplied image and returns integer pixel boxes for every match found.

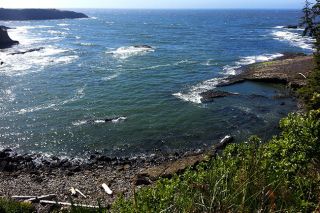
[94,120,105,124]
[48,30,68,36]
[79,42,95,46]
[72,120,87,126]
[57,23,70,27]
[222,53,283,76]
[173,78,225,104]
[0,46,78,76]
[102,74,119,81]
[111,117,127,123]
[107,46,154,59]
[272,29,315,50]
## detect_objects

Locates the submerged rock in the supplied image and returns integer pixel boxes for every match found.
[286,25,298,29]
[200,90,238,103]
[0,8,88,20]
[0,26,19,49]
[133,45,153,49]
[10,47,45,55]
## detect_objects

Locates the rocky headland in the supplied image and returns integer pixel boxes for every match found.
[0,8,88,20]
[0,26,19,49]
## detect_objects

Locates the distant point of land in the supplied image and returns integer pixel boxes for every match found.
[0,8,88,20]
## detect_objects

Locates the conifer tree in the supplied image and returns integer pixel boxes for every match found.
[299,0,320,109]
[301,0,315,36]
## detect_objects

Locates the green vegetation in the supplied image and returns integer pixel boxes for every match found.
[299,0,320,110]
[112,110,320,212]
[0,198,35,213]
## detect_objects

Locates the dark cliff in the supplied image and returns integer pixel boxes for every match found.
[0,8,88,20]
[0,26,19,49]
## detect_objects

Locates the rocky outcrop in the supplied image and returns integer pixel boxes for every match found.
[200,90,239,103]
[0,8,88,21]
[217,54,314,89]
[0,26,19,49]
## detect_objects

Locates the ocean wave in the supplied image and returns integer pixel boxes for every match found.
[0,46,78,76]
[107,45,155,59]
[272,29,315,50]
[173,78,226,104]
[17,86,85,115]
[221,53,284,76]
[174,53,283,104]
[47,30,68,36]
[57,23,70,27]
[102,74,119,81]
[72,116,127,126]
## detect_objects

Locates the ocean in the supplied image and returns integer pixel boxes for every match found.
[0,9,313,158]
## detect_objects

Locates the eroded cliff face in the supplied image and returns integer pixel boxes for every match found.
[0,27,19,49]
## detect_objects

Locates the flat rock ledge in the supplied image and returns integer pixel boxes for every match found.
[200,90,239,103]
[217,54,314,89]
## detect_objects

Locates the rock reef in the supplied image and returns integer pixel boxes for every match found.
[0,26,19,49]
[217,53,314,89]
[0,8,88,20]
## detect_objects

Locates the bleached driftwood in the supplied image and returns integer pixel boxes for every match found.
[70,187,87,198]
[27,194,57,202]
[70,187,77,196]
[102,183,113,195]
[39,200,100,208]
[75,189,87,198]
[299,73,307,79]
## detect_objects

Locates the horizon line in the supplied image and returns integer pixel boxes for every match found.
[0,7,301,10]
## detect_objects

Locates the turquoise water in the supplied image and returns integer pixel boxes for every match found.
[0,10,312,157]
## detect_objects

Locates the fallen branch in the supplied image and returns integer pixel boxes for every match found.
[39,200,100,209]
[27,194,57,202]
[75,189,87,198]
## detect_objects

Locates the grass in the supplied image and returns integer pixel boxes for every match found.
[111,110,320,212]
[0,198,35,213]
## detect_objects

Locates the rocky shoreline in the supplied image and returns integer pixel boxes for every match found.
[0,136,233,210]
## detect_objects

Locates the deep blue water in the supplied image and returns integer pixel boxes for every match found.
[0,10,313,157]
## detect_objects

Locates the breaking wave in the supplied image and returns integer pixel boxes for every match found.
[107,46,155,59]
[272,28,315,50]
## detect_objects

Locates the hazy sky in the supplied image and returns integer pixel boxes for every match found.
[0,0,304,9]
